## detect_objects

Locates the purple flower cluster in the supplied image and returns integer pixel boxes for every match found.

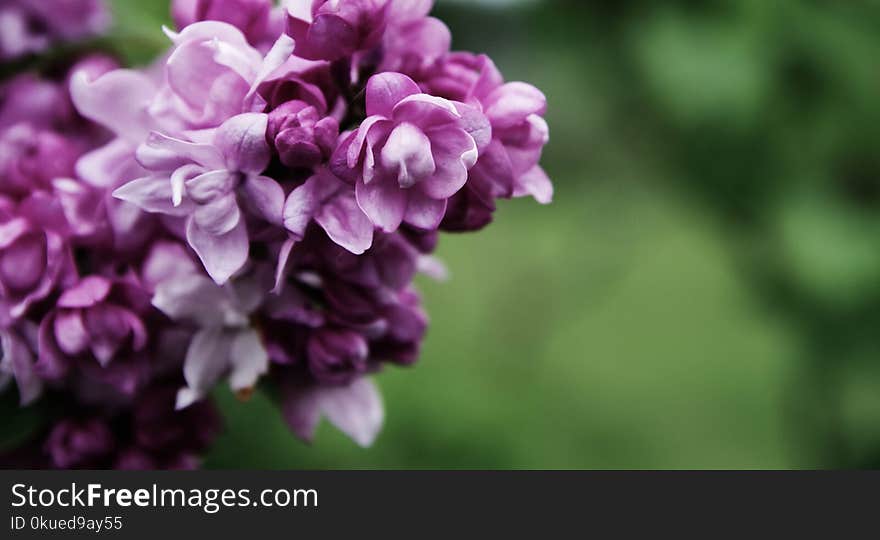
[0,0,110,60]
[1,0,551,467]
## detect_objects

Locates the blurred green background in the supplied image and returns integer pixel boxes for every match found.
[107,0,880,468]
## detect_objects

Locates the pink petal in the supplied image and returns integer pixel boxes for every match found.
[419,127,477,199]
[152,273,229,326]
[69,70,157,143]
[404,189,447,230]
[246,34,297,106]
[281,377,384,447]
[213,113,271,174]
[185,170,236,204]
[57,276,111,308]
[1,330,41,405]
[392,94,460,129]
[380,122,435,188]
[186,217,249,285]
[142,132,226,170]
[53,311,89,356]
[366,72,421,118]
[454,102,492,153]
[168,20,252,48]
[355,174,407,233]
[514,165,553,204]
[192,193,241,235]
[281,381,322,443]
[76,139,138,189]
[113,175,194,216]
[318,377,384,447]
[177,326,232,409]
[315,188,374,255]
[387,0,433,21]
[345,116,390,169]
[241,175,285,225]
[484,82,547,129]
[228,328,269,391]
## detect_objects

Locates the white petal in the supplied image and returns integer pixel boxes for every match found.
[228,329,269,391]
[317,378,384,447]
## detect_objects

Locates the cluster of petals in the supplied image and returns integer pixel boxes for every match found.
[1,0,552,466]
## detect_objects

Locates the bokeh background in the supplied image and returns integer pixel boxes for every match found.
[12,0,880,468]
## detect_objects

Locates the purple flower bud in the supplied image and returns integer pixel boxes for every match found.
[44,418,115,469]
[370,287,426,365]
[172,0,273,46]
[268,100,339,168]
[131,384,222,457]
[286,0,389,61]
[307,328,369,385]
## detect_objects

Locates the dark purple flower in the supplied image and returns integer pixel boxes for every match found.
[0,193,75,322]
[129,384,222,462]
[36,276,153,395]
[173,0,273,46]
[0,123,81,197]
[44,418,114,469]
[370,287,426,365]
[286,0,388,61]
[307,327,369,384]
[0,74,76,131]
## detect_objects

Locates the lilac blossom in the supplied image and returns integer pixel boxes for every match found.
[1,0,553,466]
[331,72,487,232]
[285,0,449,70]
[172,0,274,46]
[36,275,154,396]
[115,113,284,284]
[0,193,74,323]
[285,0,388,62]
[44,418,115,469]
[418,53,553,230]
[283,167,373,255]
[147,246,270,409]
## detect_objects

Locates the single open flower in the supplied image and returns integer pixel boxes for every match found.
[149,253,271,409]
[115,113,284,284]
[331,72,488,232]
